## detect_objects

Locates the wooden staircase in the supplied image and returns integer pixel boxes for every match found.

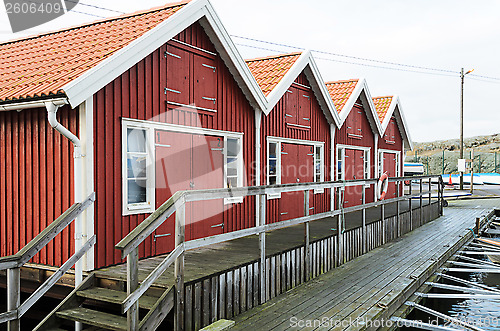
[34,273,175,331]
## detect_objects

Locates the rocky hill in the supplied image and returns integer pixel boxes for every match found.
[405,133,500,174]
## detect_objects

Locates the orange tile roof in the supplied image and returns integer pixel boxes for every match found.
[372,96,393,123]
[325,79,359,113]
[246,52,301,96]
[0,1,189,103]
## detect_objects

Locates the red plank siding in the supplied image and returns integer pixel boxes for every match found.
[0,105,77,266]
[335,101,376,203]
[261,73,331,224]
[93,22,256,268]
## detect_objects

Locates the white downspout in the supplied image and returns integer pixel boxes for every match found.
[45,101,84,290]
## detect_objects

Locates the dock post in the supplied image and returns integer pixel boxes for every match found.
[127,248,139,331]
[258,194,266,304]
[362,187,366,254]
[7,267,20,331]
[174,197,186,331]
[476,217,480,234]
[304,190,310,281]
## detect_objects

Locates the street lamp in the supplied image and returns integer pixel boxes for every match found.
[459,68,474,190]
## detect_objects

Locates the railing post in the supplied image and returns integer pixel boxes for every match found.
[337,187,343,266]
[304,190,310,281]
[362,187,366,254]
[381,200,385,244]
[439,176,444,215]
[175,197,186,331]
[7,267,20,331]
[258,194,266,304]
[419,178,423,224]
[409,179,413,231]
[396,180,400,237]
[127,248,139,331]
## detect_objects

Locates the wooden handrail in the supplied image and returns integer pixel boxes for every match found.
[116,175,442,326]
[0,192,96,329]
[0,192,96,270]
[116,176,440,258]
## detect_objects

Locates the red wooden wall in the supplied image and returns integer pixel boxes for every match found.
[261,73,331,224]
[93,22,256,268]
[335,100,376,203]
[0,105,77,266]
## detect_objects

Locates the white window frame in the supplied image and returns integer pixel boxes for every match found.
[336,144,371,188]
[267,136,325,199]
[378,149,401,178]
[122,122,155,216]
[122,119,245,215]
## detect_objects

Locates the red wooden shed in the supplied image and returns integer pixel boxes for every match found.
[373,96,413,199]
[0,0,269,269]
[246,52,340,223]
[325,79,383,207]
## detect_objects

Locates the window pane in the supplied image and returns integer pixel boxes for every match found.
[269,143,277,159]
[128,179,147,204]
[127,155,147,178]
[269,159,277,176]
[269,175,277,185]
[127,128,146,153]
[315,146,321,159]
[227,138,240,157]
[316,174,321,182]
[227,176,238,188]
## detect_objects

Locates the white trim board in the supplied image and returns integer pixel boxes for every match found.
[62,0,268,112]
[378,96,413,151]
[334,78,383,136]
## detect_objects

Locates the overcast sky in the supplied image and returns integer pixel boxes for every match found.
[1,0,499,143]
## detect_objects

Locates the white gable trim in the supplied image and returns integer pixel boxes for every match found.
[62,0,267,111]
[337,78,383,135]
[264,51,340,126]
[383,96,413,150]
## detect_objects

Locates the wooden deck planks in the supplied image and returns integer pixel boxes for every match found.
[231,199,498,331]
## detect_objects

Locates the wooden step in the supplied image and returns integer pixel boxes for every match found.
[77,287,158,310]
[56,308,127,331]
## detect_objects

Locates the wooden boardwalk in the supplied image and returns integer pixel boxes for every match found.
[231,198,500,330]
[95,199,431,288]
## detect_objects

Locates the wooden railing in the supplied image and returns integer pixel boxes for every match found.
[115,176,443,331]
[0,193,95,331]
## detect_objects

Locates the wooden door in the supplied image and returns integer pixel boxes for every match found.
[194,54,217,110]
[154,130,192,254]
[279,143,314,221]
[383,152,397,199]
[189,134,225,240]
[343,149,364,207]
[165,45,190,105]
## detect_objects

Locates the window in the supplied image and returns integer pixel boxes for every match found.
[378,151,384,177]
[268,142,279,185]
[337,148,344,180]
[123,125,154,215]
[224,136,243,204]
[267,137,323,198]
[337,145,370,183]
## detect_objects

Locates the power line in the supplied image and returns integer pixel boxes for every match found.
[233,35,500,83]
[232,35,458,75]
[236,42,458,78]
[67,0,125,14]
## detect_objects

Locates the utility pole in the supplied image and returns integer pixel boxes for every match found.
[459,68,474,190]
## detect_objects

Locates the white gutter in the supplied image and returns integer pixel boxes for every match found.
[45,101,85,300]
[0,98,68,111]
